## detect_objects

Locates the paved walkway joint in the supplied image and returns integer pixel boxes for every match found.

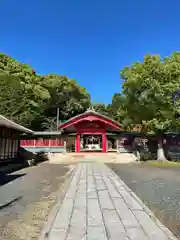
[44,163,178,240]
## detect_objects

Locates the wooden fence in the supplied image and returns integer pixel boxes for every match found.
[20,139,65,147]
[20,139,66,153]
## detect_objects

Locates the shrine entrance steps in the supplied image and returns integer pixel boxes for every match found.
[48,152,137,164]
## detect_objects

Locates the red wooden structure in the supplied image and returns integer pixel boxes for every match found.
[20,139,64,147]
[60,110,122,153]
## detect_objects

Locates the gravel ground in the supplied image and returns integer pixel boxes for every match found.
[0,162,73,240]
[107,162,180,238]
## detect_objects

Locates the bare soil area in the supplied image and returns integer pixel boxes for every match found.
[0,162,73,240]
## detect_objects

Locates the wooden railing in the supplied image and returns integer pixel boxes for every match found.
[20,139,65,147]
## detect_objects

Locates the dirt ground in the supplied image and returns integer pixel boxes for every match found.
[107,162,180,238]
[0,162,73,240]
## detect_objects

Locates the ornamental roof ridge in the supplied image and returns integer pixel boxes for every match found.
[86,104,95,112]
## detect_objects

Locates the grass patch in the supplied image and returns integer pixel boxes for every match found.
[145,160,180,167]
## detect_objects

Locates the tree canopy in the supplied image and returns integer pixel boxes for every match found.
[1,51,180,142]
[119,52,180,160]
[120,52,180,135]
[0,53,90,130]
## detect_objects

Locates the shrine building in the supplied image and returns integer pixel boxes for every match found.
[21,110,136,153]
[60,109,122,153]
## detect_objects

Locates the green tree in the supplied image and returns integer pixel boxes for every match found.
[0,54,90,130]
[39,74,91,130]
[0,74,49,127]
[107,93,132,128]
[0,53,50,128]
[121,52,180,161]
[93,102,109,116]
[0,53,37,82]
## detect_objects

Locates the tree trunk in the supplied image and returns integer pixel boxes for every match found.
[157,138,167,161]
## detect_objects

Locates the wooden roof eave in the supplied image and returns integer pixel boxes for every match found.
[0,115,33,134]
[20,131,62,139]
[59,110,123,130]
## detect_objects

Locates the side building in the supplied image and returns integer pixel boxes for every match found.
[0,115,33,163]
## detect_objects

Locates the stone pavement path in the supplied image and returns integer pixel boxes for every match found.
[43,163,178,240]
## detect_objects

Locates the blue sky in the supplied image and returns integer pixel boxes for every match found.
[1,0,180,104]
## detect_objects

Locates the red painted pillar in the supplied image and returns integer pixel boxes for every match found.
[76,133,80,152]
[102,133,107,153]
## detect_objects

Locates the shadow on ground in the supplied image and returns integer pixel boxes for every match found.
[0,162,72,240]
[0,196,22,210]
[0,173,26,186]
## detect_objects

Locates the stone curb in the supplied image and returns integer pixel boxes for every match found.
[38,165,76,240]
[107,165,178,240]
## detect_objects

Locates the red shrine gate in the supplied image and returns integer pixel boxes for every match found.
[59,110,122,153]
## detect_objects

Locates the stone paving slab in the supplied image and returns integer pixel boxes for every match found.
[42,163,178,240]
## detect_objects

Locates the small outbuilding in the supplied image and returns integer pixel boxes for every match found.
[0,115,33,163]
